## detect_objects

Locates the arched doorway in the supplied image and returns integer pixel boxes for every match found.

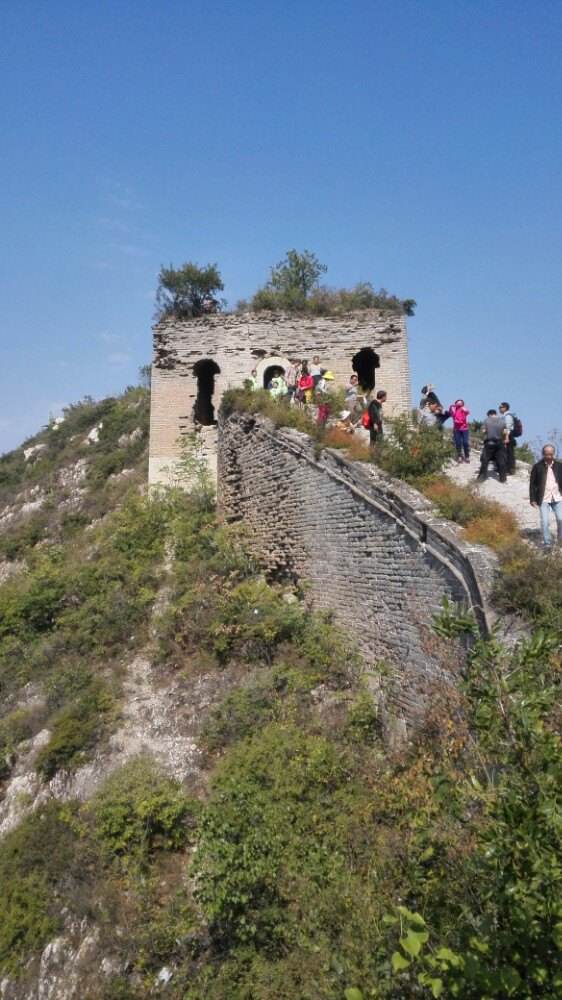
[352,347,380,392]
[255,355,290,389]
[193,359,220,425]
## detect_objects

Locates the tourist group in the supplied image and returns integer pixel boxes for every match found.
[246,361,562,549]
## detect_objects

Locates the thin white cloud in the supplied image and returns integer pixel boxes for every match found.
[100,330,120,344]
[107,352,132,365]
[115,243,150,258]
[96,215,132,234]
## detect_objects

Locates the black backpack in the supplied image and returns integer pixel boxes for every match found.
[512,414,523,438]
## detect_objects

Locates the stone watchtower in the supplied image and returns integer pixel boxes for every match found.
[148,309,412,485]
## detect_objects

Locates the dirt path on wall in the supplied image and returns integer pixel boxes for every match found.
[445,453,543,544]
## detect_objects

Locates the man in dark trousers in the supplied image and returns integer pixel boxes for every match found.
[499,401,516,474]
[530,443,562,547]
[477,409,508,483]
[368,389,387,447]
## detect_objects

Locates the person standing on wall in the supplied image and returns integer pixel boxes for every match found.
[298,362,314,404]
[368,389,387,448]
[530,444,562,548]
[498,401,516,474]
[284,358,300,402]
[345,373,359,406]
[310,355,323,389]
[449,399,471,463]
[477,409,508,483]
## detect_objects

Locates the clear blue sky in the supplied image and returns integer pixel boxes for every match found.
[1,0,560,453]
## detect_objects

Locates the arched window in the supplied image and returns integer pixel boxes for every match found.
[262,364,285,388]
[255,355,290,389]
[352,347,380,392]
[193,358,220,426]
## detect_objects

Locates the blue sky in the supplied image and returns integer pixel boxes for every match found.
[1,0,560,452]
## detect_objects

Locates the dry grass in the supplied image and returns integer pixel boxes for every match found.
[322,427,372,462]
[463,511,520,551]
[421,476,520,552]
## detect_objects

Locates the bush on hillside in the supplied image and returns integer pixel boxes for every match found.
[374,415,454,483]
[91,758,198,869]
[0,803,85,974]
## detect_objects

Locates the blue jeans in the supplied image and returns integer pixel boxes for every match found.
[539,499,562,545]
[453,428,470,459]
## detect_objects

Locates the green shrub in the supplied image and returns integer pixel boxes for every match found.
[201,682,277,752]
[221,387,319,437]
[91,758,197,869]
[193,723,355,948]
[344,691,379,744]
[210,579,305,664]
[0,513,48,561]
[494,545,562,634]
[249,282,415,317]
[0,802,82,973]
[375,415,454,483]
[35,680,114,779]
[0,707,41,779]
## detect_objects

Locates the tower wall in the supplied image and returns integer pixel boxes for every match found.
[149,309,411,485]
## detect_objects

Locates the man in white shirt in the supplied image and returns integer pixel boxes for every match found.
[499,402,516,474]
[530,444,562,546]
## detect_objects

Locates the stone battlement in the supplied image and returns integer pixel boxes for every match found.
[149,309,411,485]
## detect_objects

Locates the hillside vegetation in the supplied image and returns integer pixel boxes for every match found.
[0,386,560,999]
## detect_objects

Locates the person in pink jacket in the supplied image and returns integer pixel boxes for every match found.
[449,399,470,463]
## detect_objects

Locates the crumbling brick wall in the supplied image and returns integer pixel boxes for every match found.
[149,309,411,485]
[218,411,498,729]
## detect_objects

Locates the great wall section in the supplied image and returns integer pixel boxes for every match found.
[150,309,500,730]
[218,410,498,728]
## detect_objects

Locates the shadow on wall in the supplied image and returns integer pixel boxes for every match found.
[193,358,220,425]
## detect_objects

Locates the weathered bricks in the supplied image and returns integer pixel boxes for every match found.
[218,412,499,730]
[149,309,411,485]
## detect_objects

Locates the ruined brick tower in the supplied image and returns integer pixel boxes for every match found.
[148,309,412,485]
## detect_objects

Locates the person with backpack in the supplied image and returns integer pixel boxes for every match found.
[477,409,508,483]
[365,389,387,447]
[499,402,522,474]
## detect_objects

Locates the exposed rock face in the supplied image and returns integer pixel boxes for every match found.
[23,445,46,463]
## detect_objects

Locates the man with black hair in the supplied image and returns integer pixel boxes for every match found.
[368,389,387,447]
[499,401,516,474]
[530,444,562,547]
[420,384,441,408]
[477,409,508,483]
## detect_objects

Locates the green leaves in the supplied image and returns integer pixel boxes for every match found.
[391,950,410,972]
[400,927,429,957]
[155,261,224,319]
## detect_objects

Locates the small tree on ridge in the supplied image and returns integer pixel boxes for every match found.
[155,262,224,320]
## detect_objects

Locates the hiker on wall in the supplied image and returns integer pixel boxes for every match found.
[530,444,562,548]
[367,389,387,448]
[498,401,520,474]
[449,399,471,463]
[477,409,508,483]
